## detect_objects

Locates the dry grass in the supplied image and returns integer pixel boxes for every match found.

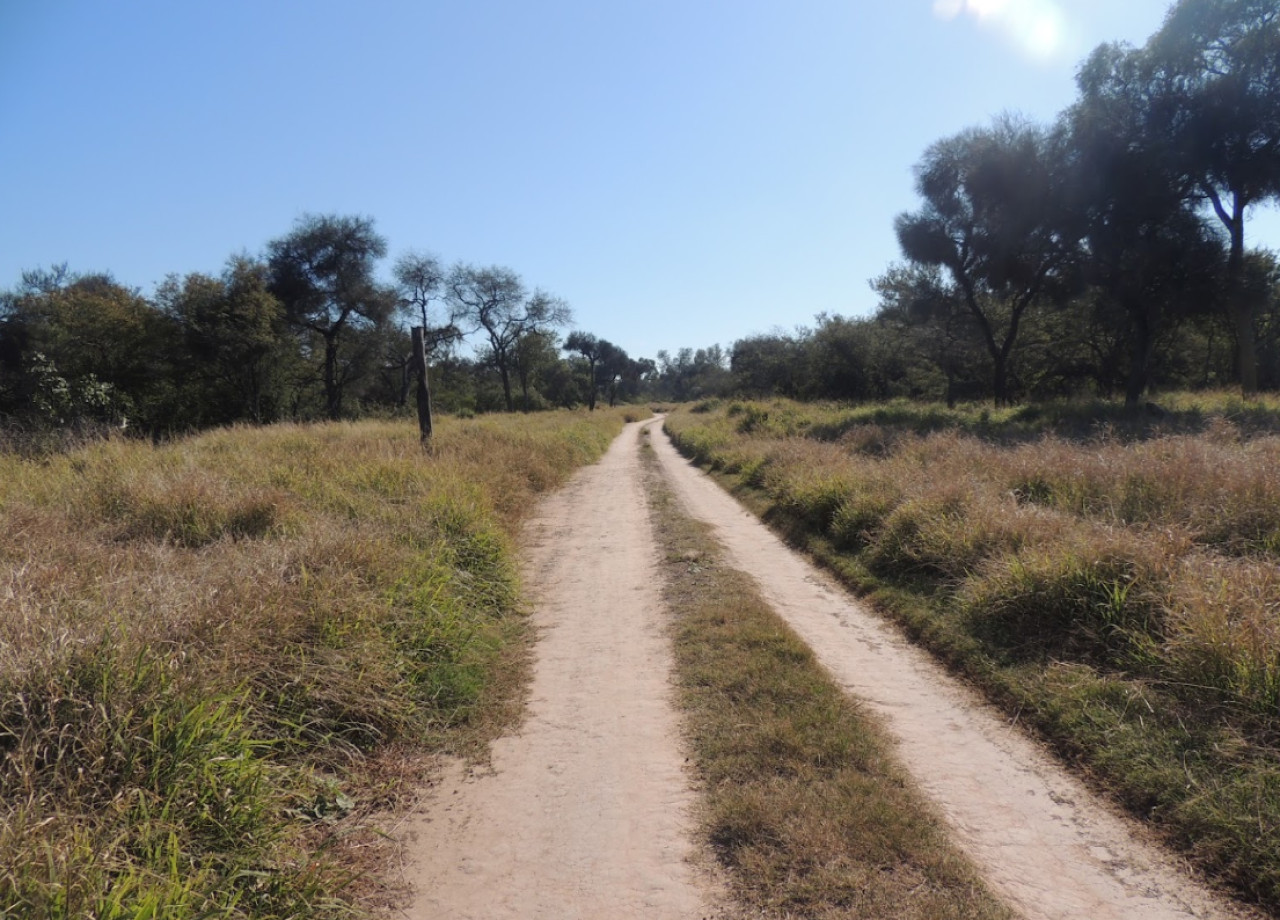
[0,409,636,919]
[641,428,1014,920]
[665,395,1280,912]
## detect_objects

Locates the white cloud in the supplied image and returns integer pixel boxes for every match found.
[932,0,1069,63]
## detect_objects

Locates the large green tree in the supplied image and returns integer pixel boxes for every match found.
[391,251,461,410]
[731,332,803,399]
[267,214,394,420]
[1069,42,1228,406]
[869,264,975,406]
[158,257,293,424]
[896,116,1079,404]
[2,268,176,428]
[1148,0,1280,393]
[510,330,562,412]
[652,346,731,401]
[563,331,606,410]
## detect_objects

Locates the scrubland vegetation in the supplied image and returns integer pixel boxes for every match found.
[643,430,1014,920]
[666,393,1280,909]
[0,409,632,919]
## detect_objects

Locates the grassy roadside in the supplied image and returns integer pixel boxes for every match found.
[0,409,638,919]
[639,425,1014,920]
[665,396,1280,914]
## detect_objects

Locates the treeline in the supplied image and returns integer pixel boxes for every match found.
[729,0,1280,407]
[7,0,1277,431]
[0,214,658,435]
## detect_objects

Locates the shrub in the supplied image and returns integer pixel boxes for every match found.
[959,530,1169,664]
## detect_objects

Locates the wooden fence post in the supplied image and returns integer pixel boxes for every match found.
[411,326,433,444]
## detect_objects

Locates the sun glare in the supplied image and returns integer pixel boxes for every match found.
[933,0,1068,63]
[966,0,1013,20]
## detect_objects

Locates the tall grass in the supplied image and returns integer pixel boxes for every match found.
[642,430,1013,920]
[0,410,633,919]
[666,395,1280,910]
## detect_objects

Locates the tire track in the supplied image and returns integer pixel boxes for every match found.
[401,421,716,919]
[648,419,1261,920]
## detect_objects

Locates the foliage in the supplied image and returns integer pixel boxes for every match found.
[650,345,731,401]
[895,116,1079,405]
[2,215,623,436]
[717,0,1278,408]
[1149,0,1280,394]
[446,264,572,413]
[158,257,298,426]
[266,214,395,421]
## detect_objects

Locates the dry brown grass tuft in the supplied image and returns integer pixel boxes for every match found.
[1166,556,1280,713]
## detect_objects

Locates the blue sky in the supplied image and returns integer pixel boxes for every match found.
[2,1,1277,361]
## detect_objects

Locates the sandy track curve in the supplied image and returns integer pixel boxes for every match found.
[401,421,715,919]
[649,419,1260,920]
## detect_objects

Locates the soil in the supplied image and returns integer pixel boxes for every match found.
[399,418,1261,920]
[647,418,1262,920]
[400,420,720,919]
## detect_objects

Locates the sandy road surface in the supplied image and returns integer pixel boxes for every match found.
[648,419,1261,920]
[402,421,716,919]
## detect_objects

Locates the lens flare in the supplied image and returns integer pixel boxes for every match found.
[933,0,1068,63]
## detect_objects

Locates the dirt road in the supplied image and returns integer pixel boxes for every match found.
[402,421,717,919]
[647,419,1258,920]
[403,418,1257,920]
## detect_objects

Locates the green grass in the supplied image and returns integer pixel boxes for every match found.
[641,427,1014,920]
[665,396,1280,913]
[0,409,638,919]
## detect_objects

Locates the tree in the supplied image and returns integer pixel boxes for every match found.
[392,251,461,412]
[1148,0,1280,393]
[619,355,656,404]
[870,264,975,406]
[393,251,446,332]
[447,264,571,411]
[158,256,292,424]
[1069,43,1228,405]
[267,214,394,420]
[731,332,803,398]
[564,331,605,410]
[896,116,1079,404]
[652,346,731,401]
[511,330,561,411]
[1251,250,1280,387]
[595,340,633,408]
[3,269,176,428]
[393,251,461,355]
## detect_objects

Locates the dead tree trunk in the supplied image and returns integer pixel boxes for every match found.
[411,326,433,444]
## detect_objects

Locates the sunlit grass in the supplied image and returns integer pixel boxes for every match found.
[0,409,635,919]
[665,395,1280,910]
[642,429,1013,920]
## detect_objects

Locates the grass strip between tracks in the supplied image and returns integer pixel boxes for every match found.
[640,426,1014,920]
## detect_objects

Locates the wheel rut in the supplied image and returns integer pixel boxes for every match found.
[401,421,716,919]
[648,419,1261,920]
